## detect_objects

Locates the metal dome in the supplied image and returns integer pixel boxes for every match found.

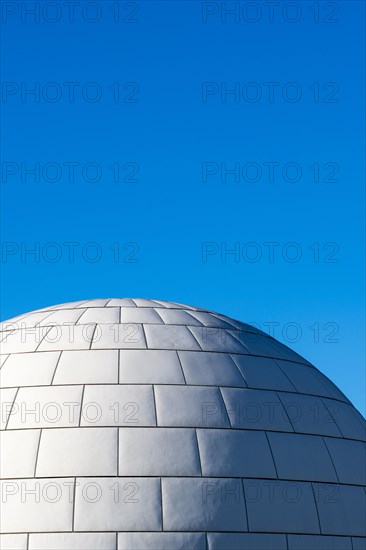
[0,298,365,550]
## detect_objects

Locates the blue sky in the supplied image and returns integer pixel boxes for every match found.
[1,1,365,413]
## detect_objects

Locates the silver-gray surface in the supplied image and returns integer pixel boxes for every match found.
[0,298,365,550]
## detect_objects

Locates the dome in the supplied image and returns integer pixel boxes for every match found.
[0,298,365,550]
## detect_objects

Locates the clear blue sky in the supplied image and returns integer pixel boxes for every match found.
[1,1,365,414]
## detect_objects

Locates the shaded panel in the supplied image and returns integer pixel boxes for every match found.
[287,534,352,549]
[39,309,86,326]
[314,483,366,536]
[267,432,338,482]
[7,385,83,429]
[74,477,161,531]
[0,326,50,354]
[207,533,287,550]
[155,309,203,326]
[0,388,20,429]
[119,308,163,324]
[75,299,111,308]
[229,331,282,357]
[36,427,117,477]
[144,324,201,351]
[0,351,60,388]
[131,299,163,308]
[179,351,246,387]
[119,427,200,476]
[107,299,136,307]
[243,479,320,533]
[0,477,73,532]
[162,477,247,531]
[189,327,247,353]
[184,311,235,328]
[118,532,206,549]
[153,300,199,310]
[278,393,341,436]
[276,360,349,402]
[268,338,312,364]
[155,385,229,428]
[53,350,118,385]
[197,429,276,478]
[77,308,120,325]
[0,311,52,330]
[46,300,91,310]
[91,324,146,350]
[221,387,293,431]
[231,355,295,391]
[29,533,116,550]
[81,385,156,427]
[0,429,40,478]
[324,437,366,485]
[0,535,28,550]
[322,399,366,441]
[119,350,184,384]
[275,361,333,398]
[37,325,93,352]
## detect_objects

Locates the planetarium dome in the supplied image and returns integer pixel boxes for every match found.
[0,298,365,550]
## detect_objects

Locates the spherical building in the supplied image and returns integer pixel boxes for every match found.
[0,298,365,550]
